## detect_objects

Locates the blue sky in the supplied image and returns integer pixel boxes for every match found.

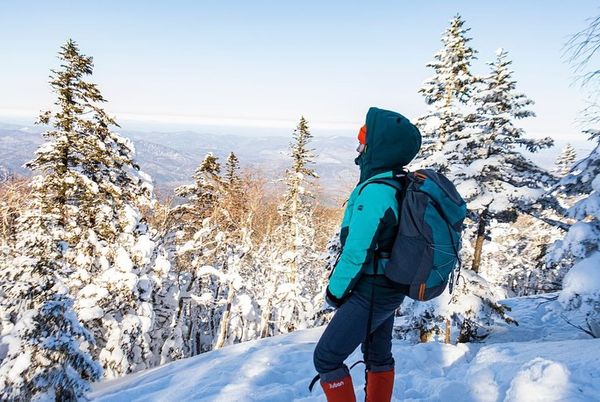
[0,1,598,139]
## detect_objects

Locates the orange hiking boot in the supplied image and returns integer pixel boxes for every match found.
[321,375,357,402]
[366,369,394,402]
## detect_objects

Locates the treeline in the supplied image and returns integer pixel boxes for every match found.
[0,41,338,400]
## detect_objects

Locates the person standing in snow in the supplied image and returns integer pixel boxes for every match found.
[313,107,422,402]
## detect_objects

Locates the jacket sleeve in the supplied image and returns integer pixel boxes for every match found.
[327,184,398,300]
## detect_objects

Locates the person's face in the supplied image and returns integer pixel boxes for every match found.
[357,143,366,153]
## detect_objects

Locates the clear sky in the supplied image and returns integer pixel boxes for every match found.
[0,1,598,139]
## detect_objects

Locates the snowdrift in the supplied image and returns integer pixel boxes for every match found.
[91,295,599,401]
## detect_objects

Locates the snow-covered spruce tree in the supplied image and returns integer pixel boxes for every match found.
[224,152,240,188]
[220,152,248,228]
[258,117,322,336]
[164,153,225,358]
[0,190,101,400]
[555,143,578,177]
[548,129,600,337]
[404,46,555,343]
[166,152,258,355]
[17,40,159,378]
[459,48,554,274]
[417,14,479,157]
[478,214,564,297]
[175,152,222,219]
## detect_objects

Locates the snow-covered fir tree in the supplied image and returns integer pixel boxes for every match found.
[175,153,222,219]
[396,270,516,343]
[0,189,102,400]
[406,43,552,343]
[165,154,225,358]
[224,152,240,188]
[312,230,342,326]
[555,143,578,177]
[548,129,600,337]
[459,48,554,273]
[417,14,479,157]
[165,152,259,357]
[478,214,564,297]
[258,117,322,336]
[3,40,161,378]
[221,152,247,227]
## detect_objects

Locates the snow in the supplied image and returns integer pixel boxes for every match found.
[504,358,571,402]
[560,252,600,304]
[90,294,600,402]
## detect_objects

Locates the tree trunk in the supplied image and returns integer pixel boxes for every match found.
[419,328,433,343]
[259,299,272,338]
[444,319,451,344]
[471,207,489,273]
[214,284,236,349]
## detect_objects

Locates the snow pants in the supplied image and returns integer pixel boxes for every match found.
[313,291,405,382]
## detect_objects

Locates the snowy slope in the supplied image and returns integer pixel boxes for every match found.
[90,295,599,402]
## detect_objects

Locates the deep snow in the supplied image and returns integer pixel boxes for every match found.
[90,294,600,402]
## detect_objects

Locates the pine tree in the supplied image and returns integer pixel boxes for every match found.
[167,154,225,358]
[224,152,240,188]
[409,38,546,343]
[0,194,101,400]
[477,214,564,297]
[167,151,259,354]
[9,39,160,378]
[548,130,600,336]
[220,152,247,227]
[461,48,554,273]
[417,14,479,156]
[175,153,223,219]
[555,143,578,176]
[259,117,322,336]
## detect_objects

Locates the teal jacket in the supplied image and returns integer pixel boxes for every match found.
[328,107,422,302]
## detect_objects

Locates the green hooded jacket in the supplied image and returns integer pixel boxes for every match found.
[328,107,422,301]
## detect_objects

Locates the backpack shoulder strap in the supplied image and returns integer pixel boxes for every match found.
[357,171,408,196]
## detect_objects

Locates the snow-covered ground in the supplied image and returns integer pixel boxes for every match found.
[90,294,599,402]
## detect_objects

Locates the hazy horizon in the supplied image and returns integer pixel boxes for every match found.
[1,1,599,142]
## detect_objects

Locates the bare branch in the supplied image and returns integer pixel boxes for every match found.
[560,313,597,338]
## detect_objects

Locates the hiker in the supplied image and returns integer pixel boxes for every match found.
[313,107,422,402]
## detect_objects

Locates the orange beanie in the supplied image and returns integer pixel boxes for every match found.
[358,124,367,144]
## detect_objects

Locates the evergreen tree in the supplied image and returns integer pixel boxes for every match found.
[409,37,545,343]
[175,153,223,219]
[555,143,578,176]
[6,39,160,378]
[221,152,247,227]
[417,14,479,156]
[477,214,564,297]
[259,117,322,336]
[167,152,258,355]
[548,130,600,336]
[0,195,101,400]
[167,154,224,358]
[460,48,554,272]
[224,152,241,188]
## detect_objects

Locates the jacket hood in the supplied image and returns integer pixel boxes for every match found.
[355,107,422,182]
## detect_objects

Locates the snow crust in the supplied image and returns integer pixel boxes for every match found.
[90,294,600,401]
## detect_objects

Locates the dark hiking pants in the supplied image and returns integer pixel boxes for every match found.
[313,291,405,382]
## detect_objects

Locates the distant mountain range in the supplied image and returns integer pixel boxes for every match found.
[0,122,594,201]
[0,123,359,201]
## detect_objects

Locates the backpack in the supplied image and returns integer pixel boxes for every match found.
[367,169,467,301]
